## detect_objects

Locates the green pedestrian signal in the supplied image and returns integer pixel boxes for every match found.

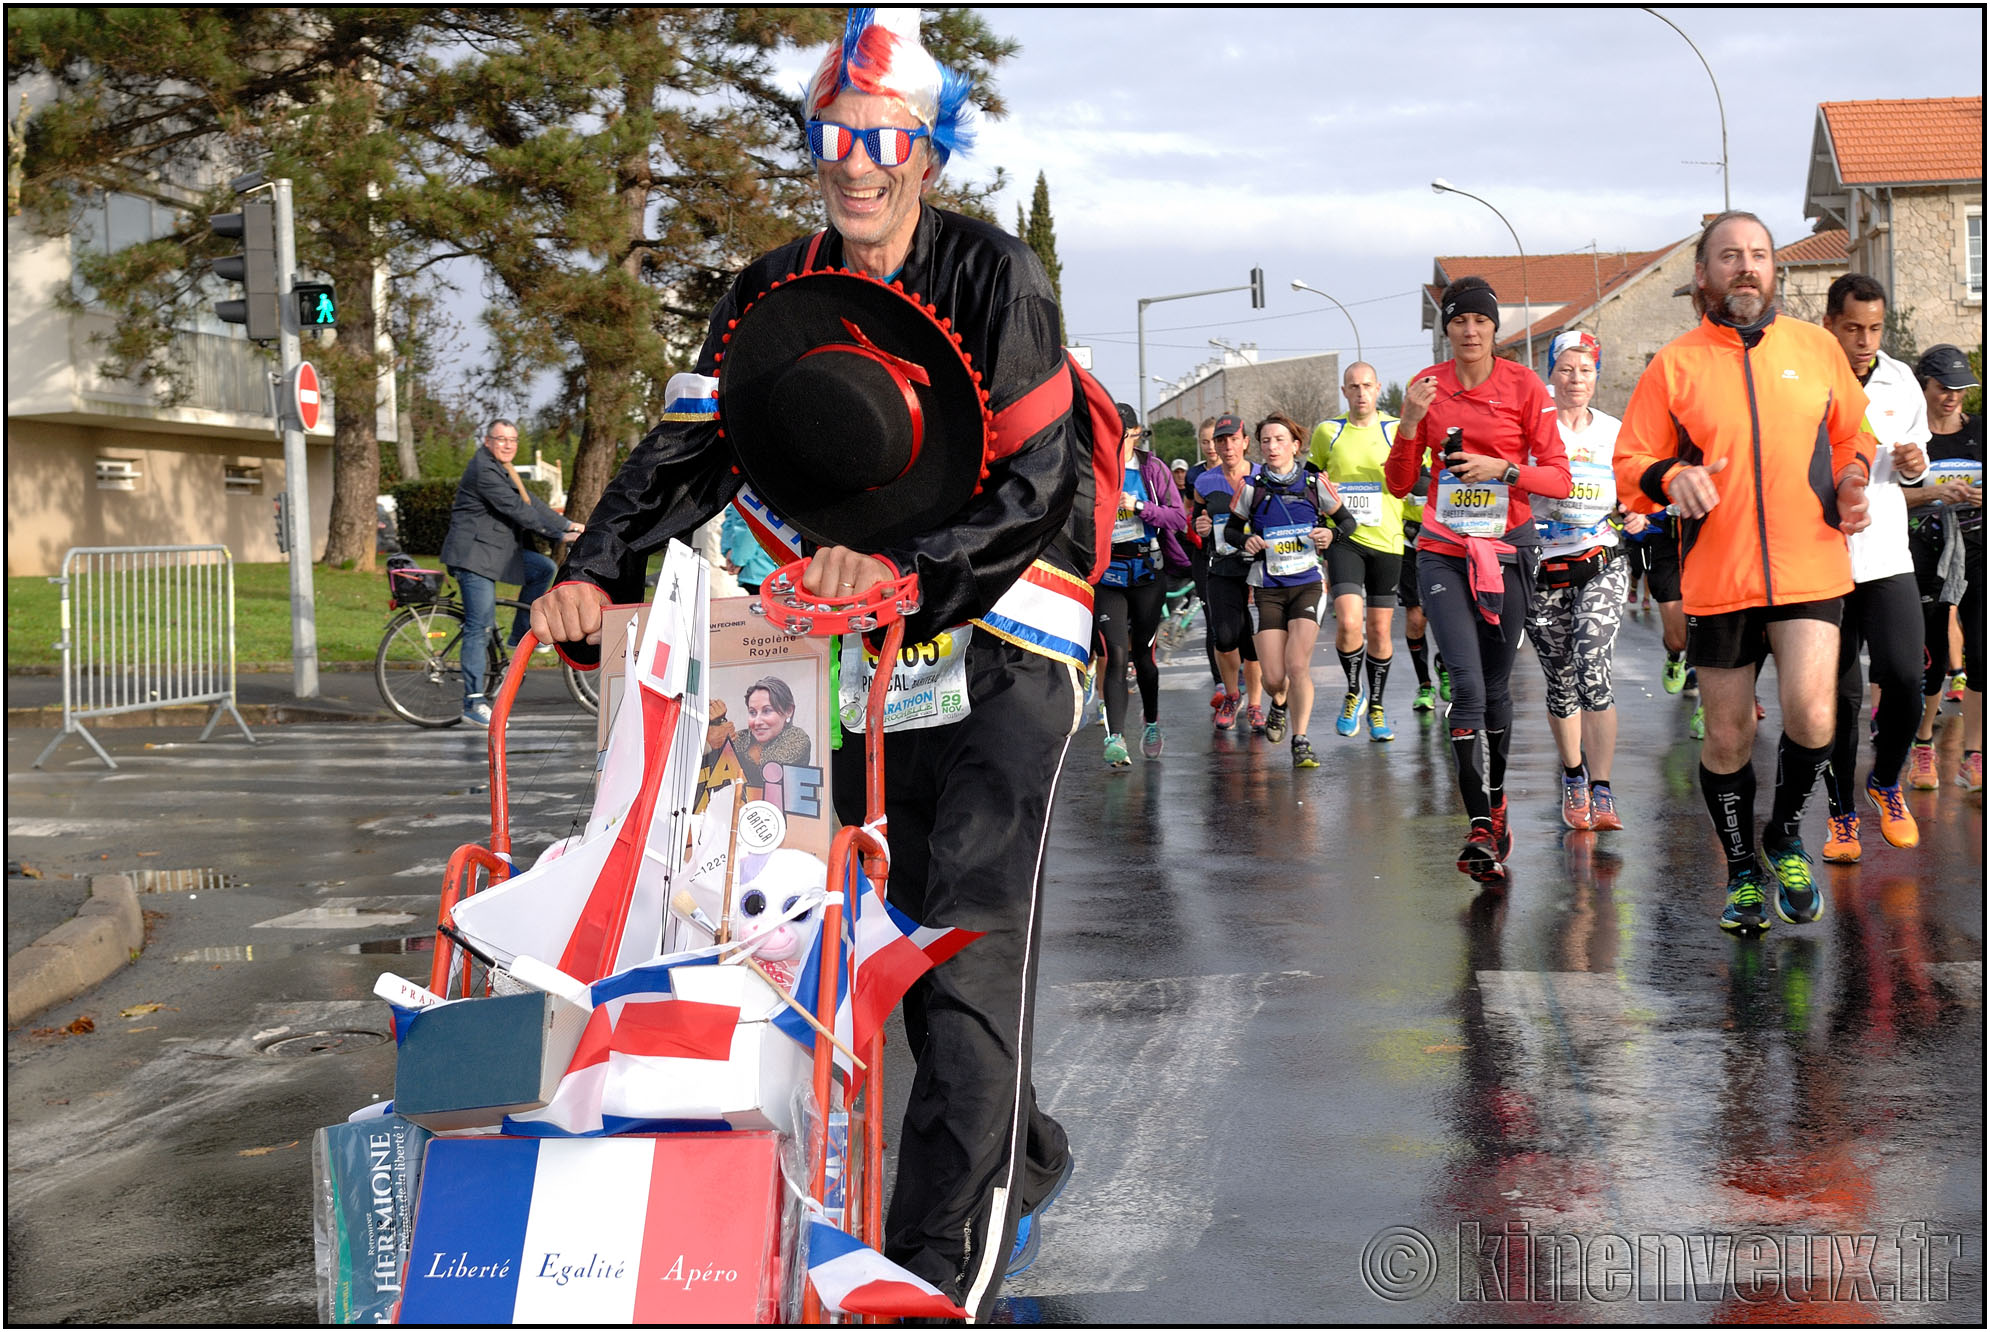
[294,282,337,328]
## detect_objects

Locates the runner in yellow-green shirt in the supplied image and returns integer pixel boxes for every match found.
[1309,361,1405,741]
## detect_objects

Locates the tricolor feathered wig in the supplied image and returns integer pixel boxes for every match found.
[804,7,975,167]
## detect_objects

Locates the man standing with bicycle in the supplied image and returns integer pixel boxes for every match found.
[441,418,582,726]
[531,9,1092,1317]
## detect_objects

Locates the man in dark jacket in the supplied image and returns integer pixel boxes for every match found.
[440,418,580,725]
[531,10,1089,1318]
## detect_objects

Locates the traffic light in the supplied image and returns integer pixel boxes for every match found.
[273,493,292,554]
[294,282,336,328]
[212,199,280,340]
[1250,267,1265,310]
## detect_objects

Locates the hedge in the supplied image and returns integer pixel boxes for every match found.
[390,474,558,557]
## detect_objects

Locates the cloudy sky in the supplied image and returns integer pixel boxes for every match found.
[773,5,1982,417]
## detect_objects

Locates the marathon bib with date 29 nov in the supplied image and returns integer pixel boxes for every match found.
[1337,481,1384,527]
[1434,476,1510,537]
[840,625,973,734]
[1263,523,1316,579]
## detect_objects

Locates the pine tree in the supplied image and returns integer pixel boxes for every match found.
[8,8,436,567]
[1022,171,1065,344]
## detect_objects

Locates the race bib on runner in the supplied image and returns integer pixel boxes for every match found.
[1338,482,1384,527]
[1263,523,1315,579]
[1928,458,1984,489]
[1435,476,1510,537]
[840,626,973,734]
[1543,460,1615,530]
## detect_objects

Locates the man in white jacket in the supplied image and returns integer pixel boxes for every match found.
[1818,273,1930,861]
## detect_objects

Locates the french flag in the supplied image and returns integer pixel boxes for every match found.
[806,1212,968,1320]
[503,950,737,1137]
[772,862,980,1083]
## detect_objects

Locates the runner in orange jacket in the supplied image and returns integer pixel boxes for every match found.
[1612,211,1874,936]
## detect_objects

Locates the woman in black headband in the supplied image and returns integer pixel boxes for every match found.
[1384,275,1572,884]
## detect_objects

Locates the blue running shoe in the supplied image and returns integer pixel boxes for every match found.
[1765,839,1822,924]
[1008,1154,1075,1277]
[1335,686,1366,737]
[1368,705,1394,742]
[1720,865,1772,936]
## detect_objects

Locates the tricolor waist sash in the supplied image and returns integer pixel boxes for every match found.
[732,483,1096,670]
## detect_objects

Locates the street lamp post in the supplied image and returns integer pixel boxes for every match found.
[1431,177,1533,373]
[1642,7,1730,212]
[1289,279,1362,365]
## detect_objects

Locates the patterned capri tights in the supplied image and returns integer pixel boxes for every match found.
[1524,556,1629,717]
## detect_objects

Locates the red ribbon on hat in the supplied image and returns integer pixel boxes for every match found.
[798,318,931,490]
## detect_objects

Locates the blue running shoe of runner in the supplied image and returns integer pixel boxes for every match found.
[1368,705,1394,742]
[1719,865,1772,936]
[1335,685,1366,737]
[1765,839,1822,924]
[1008,1154,1075,1277]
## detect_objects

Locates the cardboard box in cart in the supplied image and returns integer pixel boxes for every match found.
[395,1133,788,1324]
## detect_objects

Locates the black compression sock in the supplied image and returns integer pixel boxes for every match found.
[1450,728,1490,821]
[1700,763,1759,872]
[1486,726,1511,805]
[1407,635,1431,686]
[1366,653,1392,708]
[1766,735,1833,847]
[1339,647,1365,695]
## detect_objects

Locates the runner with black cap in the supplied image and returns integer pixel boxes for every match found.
[1905,343,1985,792]
[1193,413,1265,730]
[533,10,1085,1314]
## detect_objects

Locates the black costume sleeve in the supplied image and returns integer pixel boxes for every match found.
[879,290,1079,642]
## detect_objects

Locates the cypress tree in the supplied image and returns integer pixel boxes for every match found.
[1022,171,1065,344]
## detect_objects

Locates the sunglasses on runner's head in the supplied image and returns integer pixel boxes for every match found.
[807,120,932,168]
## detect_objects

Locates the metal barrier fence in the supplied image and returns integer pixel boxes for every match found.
[32,545,256,770]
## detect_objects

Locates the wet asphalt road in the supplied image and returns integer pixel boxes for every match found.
[4,608,1983,1324]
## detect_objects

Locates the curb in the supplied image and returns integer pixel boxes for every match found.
[6,874,144,1028]
[5,703,388,728]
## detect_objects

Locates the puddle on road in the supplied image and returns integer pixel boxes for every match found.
[135,868,242,893]
[175,935,434,964]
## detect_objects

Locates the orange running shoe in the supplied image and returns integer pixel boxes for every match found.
[1822,812,1861,863]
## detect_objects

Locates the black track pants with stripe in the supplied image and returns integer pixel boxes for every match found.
[832,633,1078,1320]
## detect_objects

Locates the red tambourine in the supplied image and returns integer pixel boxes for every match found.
[755,558,921,637]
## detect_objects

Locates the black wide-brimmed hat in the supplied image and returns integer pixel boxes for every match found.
[716,270,992,552]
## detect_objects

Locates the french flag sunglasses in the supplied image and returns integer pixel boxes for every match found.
[807,120,931,168]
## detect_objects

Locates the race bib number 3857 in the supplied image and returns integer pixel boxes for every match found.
[1434,476,1510,537]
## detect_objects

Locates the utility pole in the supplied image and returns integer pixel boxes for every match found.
[1138,268,1263,426]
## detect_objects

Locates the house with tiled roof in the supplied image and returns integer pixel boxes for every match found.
[1803,95,1983,353]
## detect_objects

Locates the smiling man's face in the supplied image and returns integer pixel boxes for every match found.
[815,89,929,269]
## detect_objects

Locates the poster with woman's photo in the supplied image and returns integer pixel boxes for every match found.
[697,597,834,859]
[592,595,834,861]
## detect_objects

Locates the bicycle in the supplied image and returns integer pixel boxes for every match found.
[375,557,598,727]
[1156,573,1201,654]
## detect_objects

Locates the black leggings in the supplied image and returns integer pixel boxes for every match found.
[1418,549,1529,733]
[1095,578,1164,735]
[1921,556,1985,696]
[1830,573,1925,799]
[1206,573,1258,663]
